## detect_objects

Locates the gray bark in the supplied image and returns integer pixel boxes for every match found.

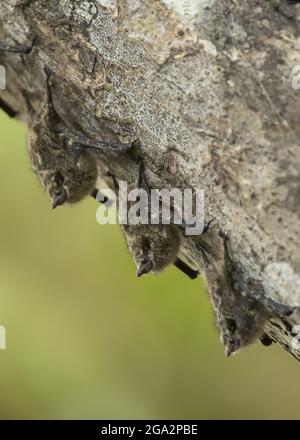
[1,0,300,358]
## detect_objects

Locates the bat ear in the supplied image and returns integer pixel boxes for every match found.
[136,258,153,277]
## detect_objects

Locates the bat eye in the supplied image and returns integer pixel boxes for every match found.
[54,171,64,186]
[226,318,237,333]
[141,237,151,254]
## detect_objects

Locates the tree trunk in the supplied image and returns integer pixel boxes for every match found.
[1,0,300,358]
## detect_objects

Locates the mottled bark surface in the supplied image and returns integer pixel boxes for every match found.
[0,0,300,358]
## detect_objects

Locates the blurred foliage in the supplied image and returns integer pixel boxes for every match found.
[0,110,299,420]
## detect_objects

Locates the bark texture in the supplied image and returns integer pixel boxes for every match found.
[0,0,300,358]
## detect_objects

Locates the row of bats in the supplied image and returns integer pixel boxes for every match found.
[0,38,295,356]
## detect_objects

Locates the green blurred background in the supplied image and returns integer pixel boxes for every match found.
[0,109,299,420]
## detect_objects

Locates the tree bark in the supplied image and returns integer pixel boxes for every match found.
[1,0,300,358]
